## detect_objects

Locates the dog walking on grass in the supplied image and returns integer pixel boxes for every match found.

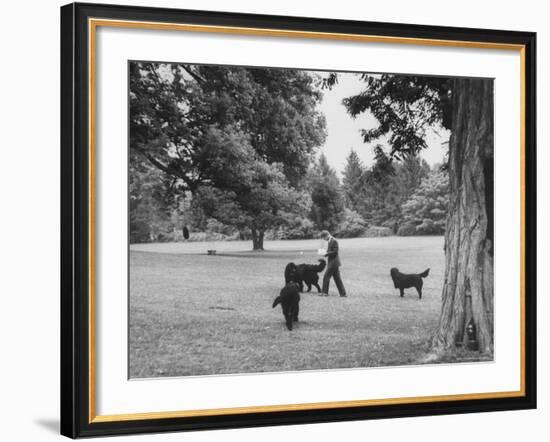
[294,259,326,293]
[284,262,298,284]
[390,267,430,299]
[272,282,300,331]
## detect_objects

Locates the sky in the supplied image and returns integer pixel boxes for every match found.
[315,72,449,175]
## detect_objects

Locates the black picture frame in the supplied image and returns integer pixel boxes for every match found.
[61,2,537,438]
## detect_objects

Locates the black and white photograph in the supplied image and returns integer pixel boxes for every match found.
[128,61,494,378]
[0,0,543,439]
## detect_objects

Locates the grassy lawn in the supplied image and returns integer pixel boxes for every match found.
[129,236,446,378]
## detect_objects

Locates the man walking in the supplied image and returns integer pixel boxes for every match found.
[320,230,346,297]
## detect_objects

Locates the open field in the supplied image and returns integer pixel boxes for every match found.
[130,236,446,378]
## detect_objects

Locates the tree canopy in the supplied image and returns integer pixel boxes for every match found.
[399,169,449,235]
[308,154,344,231]
[342,74,452,159]
[130,62,327,248]
[342,149,364,212]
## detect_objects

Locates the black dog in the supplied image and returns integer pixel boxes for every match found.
[284,262,298,284]
[272,282,300,330]
[390,267,430,299]
[296,259,326,292]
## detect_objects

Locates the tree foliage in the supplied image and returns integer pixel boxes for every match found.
[130,62,326,248]
[308,154,344,231]
[343,74,452,159]
[342,149,364,211]
[130,62,326,189]
[129,150,183,243]
[347,149,430,229]
[399,169,449,235]
[334,208,368,238]
[193,163,312,236]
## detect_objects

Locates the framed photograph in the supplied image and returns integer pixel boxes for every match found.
[60,2,536,438]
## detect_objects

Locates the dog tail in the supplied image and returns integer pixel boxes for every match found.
[316,259,326,272]
[272,296,281,308]
[419,268,430,278]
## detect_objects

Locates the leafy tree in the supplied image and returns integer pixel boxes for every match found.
[193,162,312,250]
[335,208,367,238]
[342,149,364,211]
[399,169,449,235]
[270,212,316,240]
[129,157,182,243]
[355,146,401,227]
[130,62,326,249]
[395,154,431,203]
[309,154,344,231]
[342,74,453,157]
[340,73,494,354]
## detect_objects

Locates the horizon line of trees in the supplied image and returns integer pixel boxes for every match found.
[129,62,450,248]
[131,147,449,244]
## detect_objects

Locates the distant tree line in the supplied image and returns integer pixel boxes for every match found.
[130,62,449,247]
[131,143,449,243]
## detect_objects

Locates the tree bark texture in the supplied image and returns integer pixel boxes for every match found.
[251,229,265,250]
[432,78,494,354]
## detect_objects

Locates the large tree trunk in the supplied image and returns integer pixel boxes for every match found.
[251,228,265,250]
[432,78,494,354]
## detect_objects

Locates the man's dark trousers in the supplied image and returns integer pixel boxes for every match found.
[322,263,346,296]
[322,237,346,296]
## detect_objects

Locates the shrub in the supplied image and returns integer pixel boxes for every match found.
[400,170,449,236]
[397,222,417,236]
[364,226,393,237]
[130,221,152,243]
[268,216,316,240]
[224,231,243,241]
[415,218,439,235]
[434,219,446,232]
[335,209,367,238]
[381,219,399,234]
[186,231,227,242]
[205,218,236,236]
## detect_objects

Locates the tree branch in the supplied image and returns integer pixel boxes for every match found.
[182,66,206,85]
